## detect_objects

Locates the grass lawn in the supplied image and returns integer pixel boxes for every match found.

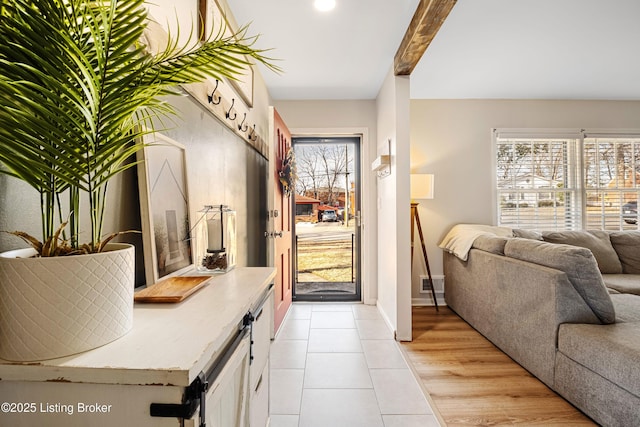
[297,238,355,282]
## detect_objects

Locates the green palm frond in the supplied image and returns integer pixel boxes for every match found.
[0,0,277,255]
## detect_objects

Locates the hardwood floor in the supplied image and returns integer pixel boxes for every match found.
[400,306,596,427]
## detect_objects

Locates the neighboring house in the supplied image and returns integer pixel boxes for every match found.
[295,198,337,223]
[502,174,561,206]
[304,187,345,208]
[303,185,356,219]
[295,195,320,223]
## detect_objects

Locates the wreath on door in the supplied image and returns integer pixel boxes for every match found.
[278,147,296,197]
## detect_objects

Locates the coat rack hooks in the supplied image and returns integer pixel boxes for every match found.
[238,113,248,132]
[248,124,258,141]
[207,79,221,105]
[226,98,236,120]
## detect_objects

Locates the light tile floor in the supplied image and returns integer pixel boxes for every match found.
[270,303,441,427]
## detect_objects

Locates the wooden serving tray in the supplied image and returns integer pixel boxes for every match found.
[134,276,212,303]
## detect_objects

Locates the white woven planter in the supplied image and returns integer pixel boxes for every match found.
[0,243,135,361]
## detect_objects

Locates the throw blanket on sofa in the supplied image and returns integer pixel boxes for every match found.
[439,224,513,261]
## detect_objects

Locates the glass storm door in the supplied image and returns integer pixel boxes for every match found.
[291,136,361,302]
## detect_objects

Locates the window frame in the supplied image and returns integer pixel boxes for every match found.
[493,128,640,231]
[583,130,640,230]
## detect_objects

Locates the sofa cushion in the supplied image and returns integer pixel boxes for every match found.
[611,293,640,323]
[603,274,640,296]
[609,231,640,274]
[504,239,616,324]
[471,235,508,255]
[558,322,640,398]
[512,229,543,240]
[541,230,623,274]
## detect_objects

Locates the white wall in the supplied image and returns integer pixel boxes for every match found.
[409,99,640,299]
[375,68,412,340]
[272,100,378,304]
[147,0,273,138]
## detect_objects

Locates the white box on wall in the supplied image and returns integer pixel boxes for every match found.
[371,154,390,171]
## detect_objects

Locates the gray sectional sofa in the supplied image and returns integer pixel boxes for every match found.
[442,228,640,427]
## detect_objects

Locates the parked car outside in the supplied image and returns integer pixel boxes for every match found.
[623,201,638,224]
[322,210,338,222]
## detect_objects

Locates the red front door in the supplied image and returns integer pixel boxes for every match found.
[269,107,292,333]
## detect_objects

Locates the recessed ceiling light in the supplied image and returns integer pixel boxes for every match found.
[314,0,336,12]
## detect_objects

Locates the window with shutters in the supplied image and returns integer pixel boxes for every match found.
[584,136,640,229]
[494,130,640,231]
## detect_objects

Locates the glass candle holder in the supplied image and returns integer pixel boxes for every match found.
[194,205,236,273]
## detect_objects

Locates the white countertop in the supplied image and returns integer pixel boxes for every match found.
[0,267,275,387]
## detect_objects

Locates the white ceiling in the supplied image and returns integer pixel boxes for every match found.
[228,0,420,100]
[227,0,640,101]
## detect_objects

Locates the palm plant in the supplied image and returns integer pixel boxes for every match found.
[0,0,275,256]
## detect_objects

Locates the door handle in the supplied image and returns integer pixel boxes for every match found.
[264,231,271,239]
[273,231,283,238]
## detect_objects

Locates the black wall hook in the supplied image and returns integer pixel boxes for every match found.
[238,113,249,132]
[226,98,237,120]
[249,124,258,141]
[207,79,221,105]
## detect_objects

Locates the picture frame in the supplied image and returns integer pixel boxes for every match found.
[198,0,254,107]
[137,133,194,285]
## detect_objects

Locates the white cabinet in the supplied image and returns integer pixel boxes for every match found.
[250,364,269,427]
[0,268,275,427]
[189,330,252,427]
[249,289,273,427]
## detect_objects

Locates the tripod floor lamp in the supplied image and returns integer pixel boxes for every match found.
[410,174,438,310]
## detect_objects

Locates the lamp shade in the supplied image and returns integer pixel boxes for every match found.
[411,174,434,200]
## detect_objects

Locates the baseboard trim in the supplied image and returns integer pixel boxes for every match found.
[376,301,397,339]
[412,297,447,307]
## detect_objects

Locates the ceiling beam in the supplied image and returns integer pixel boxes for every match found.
[394,0,457,76]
